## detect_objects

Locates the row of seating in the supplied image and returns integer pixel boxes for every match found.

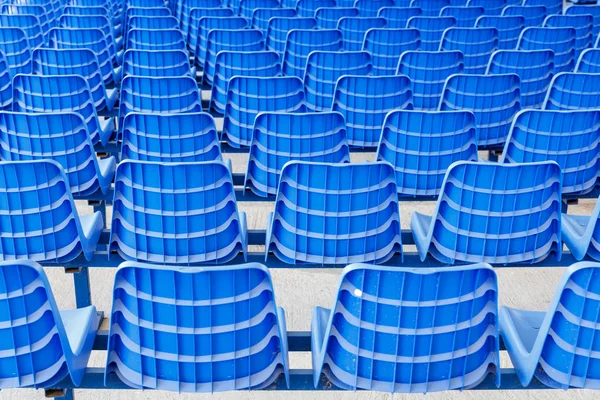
[2,258,598,392]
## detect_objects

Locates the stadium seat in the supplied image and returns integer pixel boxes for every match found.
[210,50,281,114]
[311,263,500,392]
[126,6,171,19]
[185,8,234,53]
[332,75,413,147]
[0,52,11,108]
[439,27,498,74]
[502,5,547,28]
[439,73,521,147]
[543,72,600,110]
[12,74,115,146]
[304,51,372,112]
[363,28,420,76]
[282,29,343,78]
[315,7,359,29]
[409,0,450,16]
[440,6,484,27]
[238,0,279,18]
[0,111,116,196]
[523,0,562,15]
[354,0,395,17]
[32,48,118,113]
[195,16,248,64]
[118,76,202,139]
[566,4,600,36]
[266,161,403,264]
[110,161,248,264]
[376,110,478,196]
[126,28,187,52]
[252,7,297,31]
[121,112,221,162]
[486,50,554,109]
[544,15,593,58]
[411,161,562,264]
[499,262,600,388]
[105,261,288,391]
[397,50,464,111]
[222,76,306,147]
[576,48,600,72]
[406,16,456,51]
[501,109,600,195]
[179,0,224,42]
[58,14,122,51]
[563,196,600,260]
[0,260,100,388]
[2,5,50,35]
[266,17,317,56]
[122,49,196,77]
[127,15,179,30]
[466,0,505,15]
[475,15,525,50]
[245,112,350,197]
[0,27,32,77]
[202,29,264,85]
[0,160,104,262]
[337,17,386,51]
[296,0,335,18]
[0,14,44,49]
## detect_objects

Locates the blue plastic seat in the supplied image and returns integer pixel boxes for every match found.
[2,5,50,35]
[179,0,223,36]
[376,110,478,196]
[58,14,121,51]
[238,0,279,18]
[332,75,412,147]
[466,0,505,15]
[0,260,100,388]
[184,7,233,52]
[440,6,484,27]
[118,76,202,139]
[354,0,395,17]
[501,109,600,195]
[337,17,386,51]
[123,49,196,77]
[202,29,264,85]
[126,6,171,18]
[121,112,221,162]
[105,261,288,391]
[0,111,116,196]
[245,112,350,197]
[486,50,553,109]
[499,262,600,388]
[195,16,248,64]
[407,16,456,51]
[576,48,600,72]
[211,51,281,114]
[223,76,306,147]
[543,72,600,110]
[0,28,32,77]
[439,27,498,74]
[377,6,420,28]
[412,161,562,264]
[252,7,297,31]
[0,52,11,108]
[439,73,520,147]
[314,7,358,29]
[0,160,104,262]
[110,160,247,264]
[266,161,402,264]
[563,197,600,260]
[502,5,547,28]
[12,74,114,146]
[566,4,600,36]
[397,50,464,111]
[32,48,118,113]
[126,28,186,52]
[475,15,524,50]
[128,0,166,7]
[304,51,372,112]
[62,6,118,33]
[128,15,179,30]
[0,14,44,49]
[296,0,335,18]
[544,15,593,58]
[266,17,317,56]
[282,29,343,78]
[363,28,420,76]
[409,0,450,16]
[312,263,500,392]
[523,0,561,15]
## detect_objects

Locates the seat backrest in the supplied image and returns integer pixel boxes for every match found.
[486,49,553,109]
[502,5,547,27]
[576,48,600,73]
[304,51,372,112]
[127,6,172,18]
[377,110,478,196]
[126,28,186,52]
[63,5,110,18]
[238,0,279,18]
[246,111,350,197]
[543,72,600,110]
[211,50,281,114]
[397,50,464,111]
[296,0,335,18]
[439,73,520,146]
[544,15,593,59]
[195,16,248,65]
[223,76,306,147]
[123,49,193,77]
[267,161,402,264]
[440,27,498,75]
[282,29,343,78]
[106,261,288,391]
[566,4,600,36]
[110,161,246,264]
[315,7,359,29]
[252,7,296,32]
[0,27,31,77]
[0,14,43,49]
[332,75,413,147]
[2,5,49,33]
[440,6,484,27]
[502,109,600,195]
[407,16,456,51]
[0,161,89,262]
[337,16,386,51]
[377,6,421,28]
[354,0,394,17]
[121,112,221,162]
[409,0,450,16]
[363,28,420,76]
[0,52,11,108]
[475,15,524,50]
[186,8,234,53]
[128,15,179,30]
[466,0,505,15]
[59,14,114,41]
[314,263,499,392]
[523,0,561,15]
[266,16,317,55]
[128,0,166,7]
